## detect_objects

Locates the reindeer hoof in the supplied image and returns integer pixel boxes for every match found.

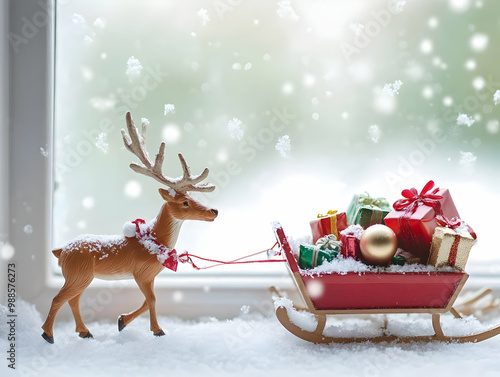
[79,331,93,339]
[118,316,126,332]
[154,330,165,337]
[42,332,54,344]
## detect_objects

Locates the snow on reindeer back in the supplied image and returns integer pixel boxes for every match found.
[62,234,126,260]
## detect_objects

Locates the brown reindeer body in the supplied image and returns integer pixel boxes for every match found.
[41,113,217,343]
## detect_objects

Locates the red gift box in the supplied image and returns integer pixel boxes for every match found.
[384,180,460,262]
[310,210,348,244]
[340,225,363,260]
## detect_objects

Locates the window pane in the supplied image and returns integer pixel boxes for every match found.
[54,0,500,277]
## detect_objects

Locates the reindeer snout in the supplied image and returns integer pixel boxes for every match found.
[211,209,218,216]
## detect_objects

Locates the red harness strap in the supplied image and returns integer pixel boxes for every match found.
[131,218,284,271]
[178,242,284,270]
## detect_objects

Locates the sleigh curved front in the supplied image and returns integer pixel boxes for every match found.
[273,223,468,315]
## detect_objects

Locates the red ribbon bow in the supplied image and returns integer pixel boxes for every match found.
[435,215,462,230]
[393,180,443,213]
[132,218,179,272]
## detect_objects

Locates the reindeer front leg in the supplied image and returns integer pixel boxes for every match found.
[135,278,164,336]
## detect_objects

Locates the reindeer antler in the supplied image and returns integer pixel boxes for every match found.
[121,112,215,193]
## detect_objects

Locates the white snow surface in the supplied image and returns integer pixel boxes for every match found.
[273,296,493,339]
[300,255,458,277]
[62,234,126,253]
[5,299,500,377]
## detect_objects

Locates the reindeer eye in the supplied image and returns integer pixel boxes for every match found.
[182,201,189,207]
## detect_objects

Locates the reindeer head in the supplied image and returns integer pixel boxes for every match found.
[121,112,218,222]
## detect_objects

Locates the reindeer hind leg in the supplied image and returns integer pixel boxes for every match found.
[68,291,93,339]
[41,281,80,343]
[42,260,94,343]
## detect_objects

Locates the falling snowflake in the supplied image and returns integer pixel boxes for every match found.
[164,104,175,115]
[40,147,49,157]
[95,133,108,154]
[275,135,291,157]
[459,151,477,167]
[493,90,500,105]
[277,0,299,20]
[83,35,93,45]
[93,17,106,29]
[240,305,250,314]
[71,13,85,25]
[350,23,364,35]
[90,97,116,111]
[391,0,407,13]
[228,118,244,140]
[198,8,210,26]
[368,125,381,143]
[456,113,475,127]
[23,225,33,234]
[383,80,403,96]
[126,56,143,79]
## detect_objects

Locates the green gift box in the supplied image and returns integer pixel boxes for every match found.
[346,192,392,230]
[299,242,339,270]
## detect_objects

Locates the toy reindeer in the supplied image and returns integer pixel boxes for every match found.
[41,111,218,344]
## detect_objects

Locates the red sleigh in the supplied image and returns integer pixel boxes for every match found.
[270,223,500,343]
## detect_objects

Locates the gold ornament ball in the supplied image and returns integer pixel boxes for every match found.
[360,224,398,265]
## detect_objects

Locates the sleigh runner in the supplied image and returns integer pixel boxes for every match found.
[270,223,500,343]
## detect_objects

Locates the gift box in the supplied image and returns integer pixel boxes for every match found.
[298,235,341,270]
[427,226,475,270]
[384,180,460,262]
[340,224,364,260]
[310,210,348,243]
[346,192,392,229]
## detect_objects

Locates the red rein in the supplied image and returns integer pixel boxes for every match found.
[131,218,284,271]
[178,242,283,270]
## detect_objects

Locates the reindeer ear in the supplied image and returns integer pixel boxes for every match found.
[159,188,177,201]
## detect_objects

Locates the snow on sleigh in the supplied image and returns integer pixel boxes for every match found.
[270,223,500,344]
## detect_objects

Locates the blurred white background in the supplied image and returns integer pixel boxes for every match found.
[53,0,500,277]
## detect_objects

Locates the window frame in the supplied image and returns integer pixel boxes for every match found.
[5,0,500,322]
[6,0,294,321]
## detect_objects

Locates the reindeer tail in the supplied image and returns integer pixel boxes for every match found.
[52,248,62,258]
